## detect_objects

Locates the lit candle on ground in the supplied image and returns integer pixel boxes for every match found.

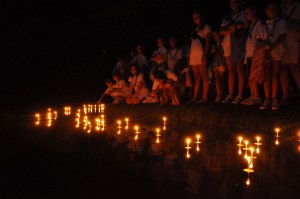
[275,128,280,145]
[87,121,92,133]
[185,138,192,158]
[98,104,101,113]
[53,111,58,120]
[75,109,81,128]
[35,113,41,126]
[163,117,167,131]
[100,104,105,113]
[195,134,201,152]
[155,128,161,144]
[64,107,71,115]
[125,118,129,130]
[47,108,52,127]
[83,116,88,130]
[117,120,122,135]
[95,118,101,131]
[94,104,97,113]
[83,105,87,114]
[134,126,140,140]
[237,137,244,155]
[243,166,254,186]
[101,114,105,131]
[254,136,262,154]
[243,140,249,159]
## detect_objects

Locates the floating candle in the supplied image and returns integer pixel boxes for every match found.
[185,138,192,158]
[101,114,105,131]
[195,134,201,152]
[35,113,41,126]
[95,118,101,131]
[64,107,71,115]
[243,140,249,159]
[75,109,81,128]
[275,128,280,145]
[100,104,105,113]
[125,118,129,130]
[117,120,122,135]
[83,105,87,114]
[254,136,262,154]
[134,126,140,140]
[47,108,52,127]
[237,136,244,155]
[163,117,167,131]
[155,128,161,144]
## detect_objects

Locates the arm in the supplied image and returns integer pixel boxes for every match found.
[127,82,134,98]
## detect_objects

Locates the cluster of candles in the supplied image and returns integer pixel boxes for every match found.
[35,108,58,127]
[237,136,262,186]
[82,104,105,115]
[185,134,202,159]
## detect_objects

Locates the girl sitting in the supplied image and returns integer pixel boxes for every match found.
[126,63,150,104]
[97,72,129,104]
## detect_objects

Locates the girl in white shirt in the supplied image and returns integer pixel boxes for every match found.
[220,0,248,104]
[167,36,182,73]
[150,38,168,81]
[258,2,288,110]
[188,11,212,104]
[126,63,150,104]
[97,72,129,104]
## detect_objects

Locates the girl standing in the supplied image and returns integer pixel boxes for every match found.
[188,11,212,104]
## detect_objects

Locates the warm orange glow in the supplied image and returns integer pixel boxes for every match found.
[117,120,122,135]
[75,109,81,128]
[243,140,249,159]
[100,114,105,131]
[195,134,201,152]
[255,136,262,154]
[47,109,52,127]
[83,105,87,114]
[275,128,280,145]
[134,125,140,140]
[35,113,41,126]
[125,118,129,130]
[64,107,71,115]
[95,118,101,131]
[83,116,88,130]
[237,136,244,155]
[162,117,167,130]
[246,178,250,186]
[155,128,161,144]
[100,104,105,113]
[87,121,92,133]
[185,138,192,158]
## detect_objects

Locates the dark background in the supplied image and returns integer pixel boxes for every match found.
[5,0,270,111]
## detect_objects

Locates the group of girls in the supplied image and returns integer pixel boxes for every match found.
[98,0,300,110]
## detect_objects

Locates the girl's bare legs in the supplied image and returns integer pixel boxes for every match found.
[272,61,281,98]
[225,57,235,96]
[190,65,201,102]
[199,63,209,100]
[263,62,272,99]
[214,70,223,99]
[237,63,245,96]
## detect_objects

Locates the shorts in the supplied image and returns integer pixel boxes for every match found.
[210,57,226,72]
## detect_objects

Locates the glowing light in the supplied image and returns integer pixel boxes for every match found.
[255,136,262,154]
[246,178,250,186]
[35,113,41,126]
[87,121,92,133]
[83,116,88,130]
[237,136,243,155]
[243,140,249,159]
[101,114,105,131]
[117,120,122,135]
[75,109,81,128]
[185,138,192,158]
[134,126,140,140]
[163,117,167,131]
[275,128,280,145]
[53,111,58,120]
[83,105,87,114]
[64,107,71,115]
[47,108,52,127]
[94,104,97,113]
[155,128,161,144]
[100,104,105,113]
[95,118,101,131]
[125,118,129,130]
[195,134,201,152]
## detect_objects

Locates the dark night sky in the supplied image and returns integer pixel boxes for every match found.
[4,0,270,110]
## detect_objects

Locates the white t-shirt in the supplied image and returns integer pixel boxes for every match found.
[245,19,263,58]
[256,18,288,43]
[152,47,168,63]
[131,54,148,66]
[221,10,247,48]
[167,48,182,71]
[104,80,128,94]
[128,73,149,98]
[189,24,212,65]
